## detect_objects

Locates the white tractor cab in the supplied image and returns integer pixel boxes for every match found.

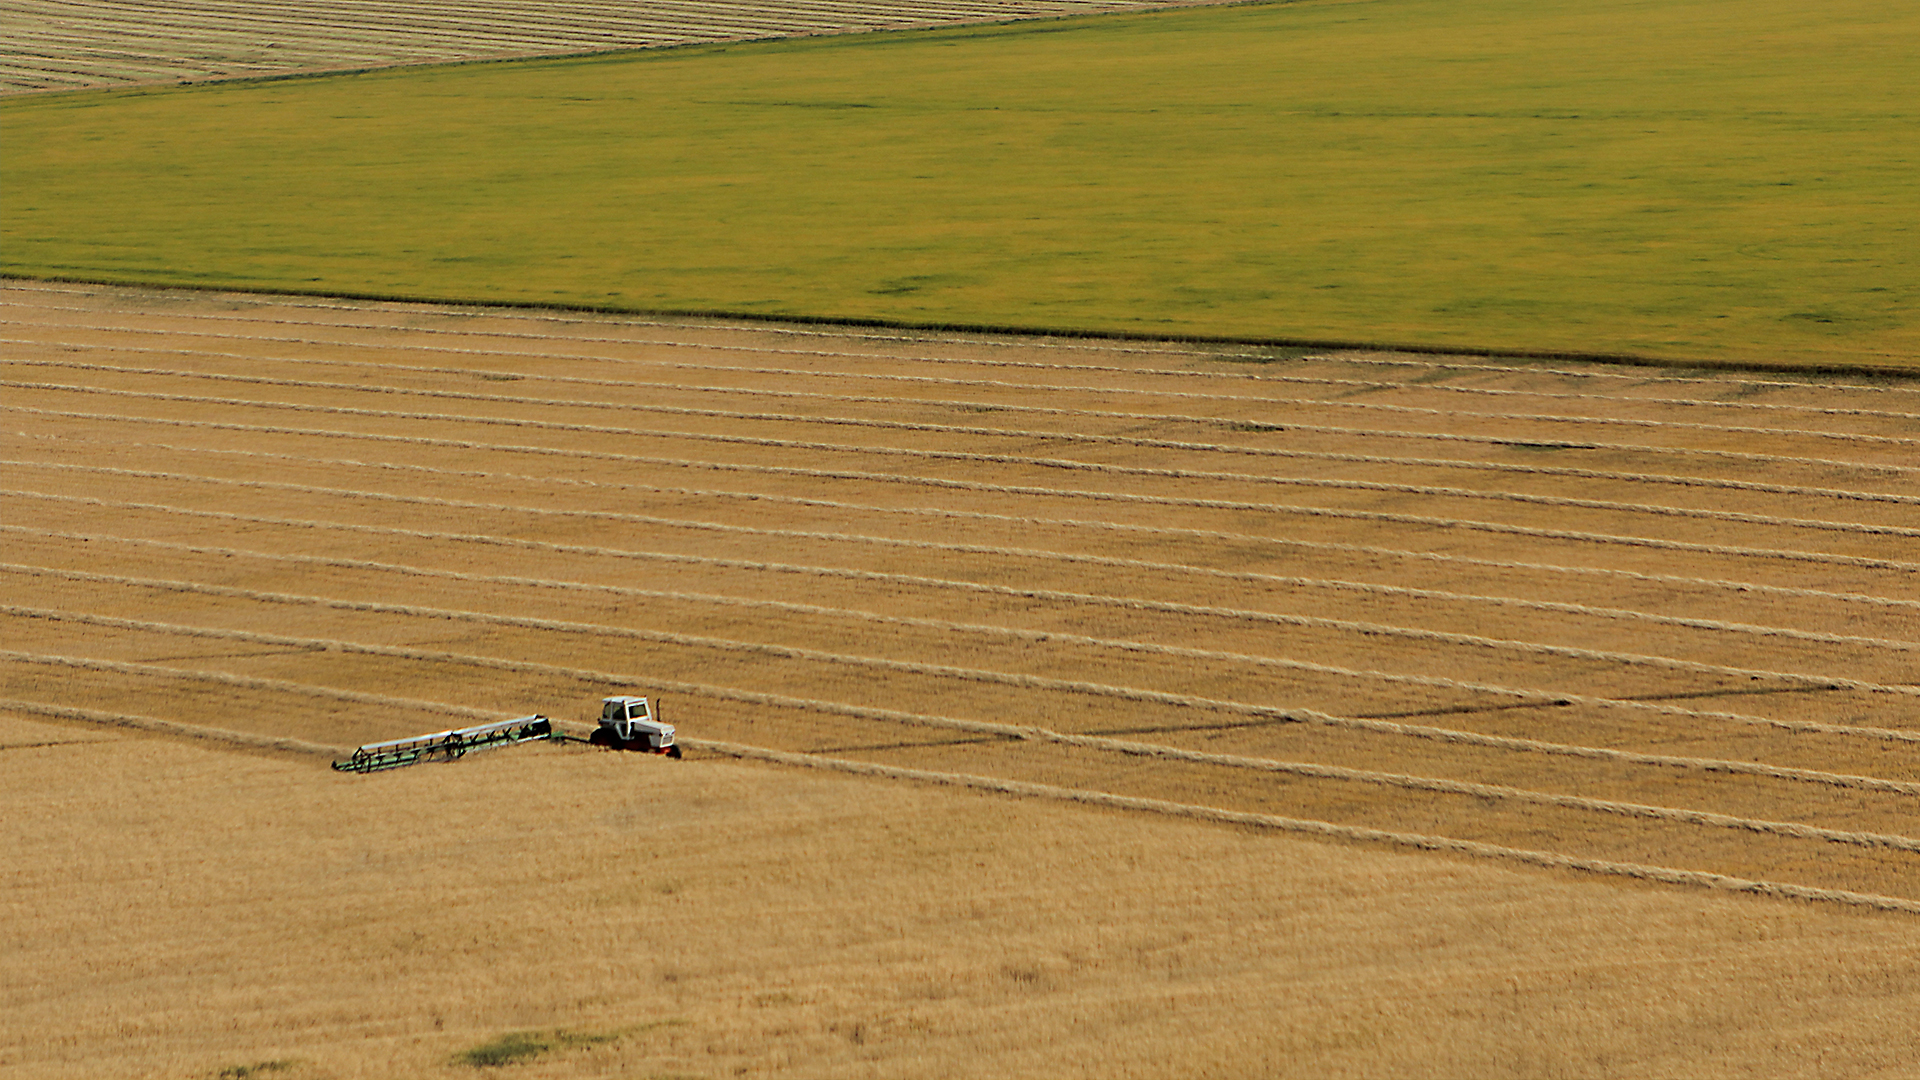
[590,695,680,757]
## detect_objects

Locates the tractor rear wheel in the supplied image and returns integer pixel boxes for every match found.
[588,728,614,748]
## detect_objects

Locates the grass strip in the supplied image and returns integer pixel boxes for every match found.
[4,0,1917,368]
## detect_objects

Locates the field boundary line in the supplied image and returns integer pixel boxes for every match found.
[11,462,1920,692]
[8,501,1913,744]
[10,274,1920,381]
[692,740,1920,913]
[15,353,1920,505]
[14,409,1920,573]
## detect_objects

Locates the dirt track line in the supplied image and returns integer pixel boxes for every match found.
[8,381,1917,540]
[10,600,1920,847]
[15,296,1920,400]
[10,494,1914,744]
[17,412,1920,608]
[14,408,1920,574]
[15,492,1914,747]
[696,740,1920,914]
[13,337,1920,454]
[21,321,1920,425]
[13,460,1920,694]
[0,696,348,758]
[13,448,1916,660]
[15,353,1920,505]
[14,564,1920,794]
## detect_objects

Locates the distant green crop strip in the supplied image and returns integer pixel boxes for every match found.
[4,0,1917,368]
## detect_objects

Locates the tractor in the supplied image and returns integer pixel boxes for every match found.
[590,695,680,756]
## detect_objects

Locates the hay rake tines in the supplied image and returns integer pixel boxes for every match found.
[332,715,553,774]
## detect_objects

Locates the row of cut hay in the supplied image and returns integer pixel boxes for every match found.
[12,687,1920,914]
[12,446,1919,656]
[9,500,1911,749]
[9,607,1920,840]
[14,326,1920,448]
[8,382,1918,553]
[16,413,1920,580]
[17,408,1920,612]
[14,352,1920,508]
[21,283,1920,401]
[14,459,1920,697]
[11,560,1920,796]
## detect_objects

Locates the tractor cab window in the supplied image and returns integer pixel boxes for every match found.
[627,701,649,722]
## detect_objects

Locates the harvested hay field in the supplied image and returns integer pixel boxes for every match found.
[18,712,1920,1079]
[0,0,1194,93]
[7,279,1920,1072]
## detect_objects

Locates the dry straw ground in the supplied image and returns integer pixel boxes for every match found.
[6,279,1920,1075]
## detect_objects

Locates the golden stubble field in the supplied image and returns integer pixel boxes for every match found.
[6,279,1920,1076]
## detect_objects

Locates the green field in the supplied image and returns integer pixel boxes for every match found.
[5,0,1917,367]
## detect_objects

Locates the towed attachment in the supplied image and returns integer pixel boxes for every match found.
[332,715,553,774]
